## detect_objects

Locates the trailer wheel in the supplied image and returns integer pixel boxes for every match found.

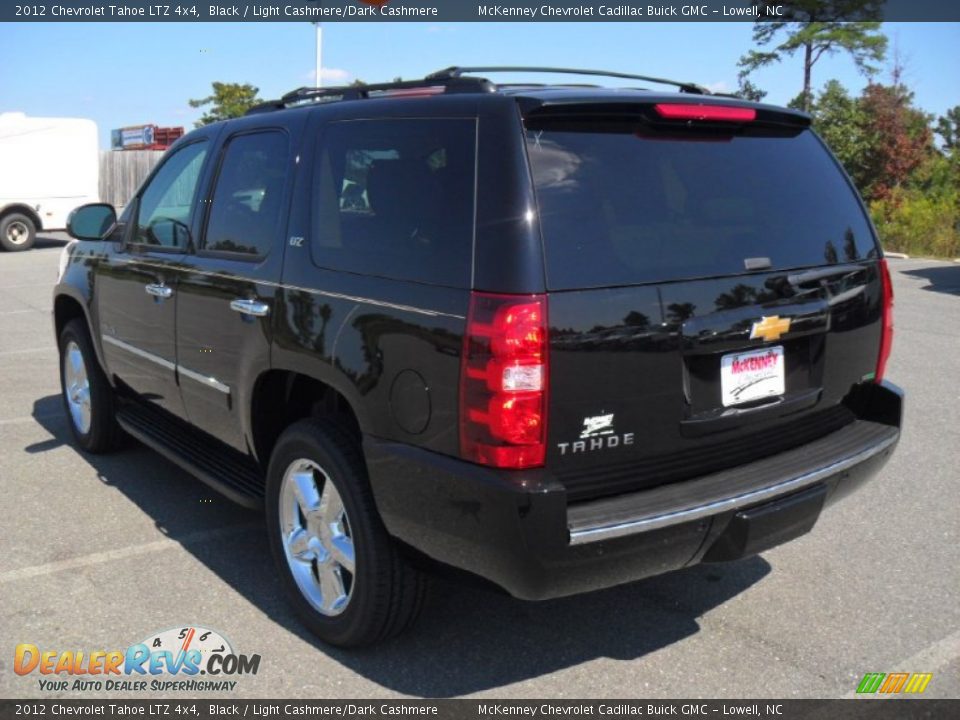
[0,213,37,252]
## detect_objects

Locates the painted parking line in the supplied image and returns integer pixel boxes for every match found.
[0,413,61,426]
[0,347,54,356]
[0,524,259,584]
[895,630,960,675]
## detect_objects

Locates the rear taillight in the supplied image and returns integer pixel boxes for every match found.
[654,103,757,122]
[876,258,894,382]
[460,292,548,469]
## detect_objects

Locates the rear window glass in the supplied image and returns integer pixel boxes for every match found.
[526,126,877,290]
[313,118,476,287]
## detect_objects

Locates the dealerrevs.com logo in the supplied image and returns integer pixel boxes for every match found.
[14,626,261,693]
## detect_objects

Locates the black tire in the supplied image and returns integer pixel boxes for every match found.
[58,319,122,453]
[0,212,37,251]
[266,418,427,647]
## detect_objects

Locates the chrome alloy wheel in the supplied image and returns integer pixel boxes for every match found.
[63,341,92,435]
[5,220,30,246]
[279,459,356,616]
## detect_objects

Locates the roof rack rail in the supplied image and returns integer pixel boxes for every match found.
[245,66,710,116]
[246,75,495,115]
[426,66,710,95]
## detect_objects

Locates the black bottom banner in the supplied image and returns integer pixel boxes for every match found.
[0,700,956,720]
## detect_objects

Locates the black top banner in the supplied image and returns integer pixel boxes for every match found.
[3,0,960,22]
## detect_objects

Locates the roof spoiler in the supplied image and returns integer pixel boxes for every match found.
[520,97,811,130]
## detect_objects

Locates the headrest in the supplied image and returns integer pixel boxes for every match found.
[366,159,430,221]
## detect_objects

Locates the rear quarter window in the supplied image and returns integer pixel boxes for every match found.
[526,125,878,290]
[312,118,476,288]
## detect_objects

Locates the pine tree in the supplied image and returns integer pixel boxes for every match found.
[188,82,261,127]
[738,1,887,112]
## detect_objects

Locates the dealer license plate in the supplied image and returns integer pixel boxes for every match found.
[720,346,785,407]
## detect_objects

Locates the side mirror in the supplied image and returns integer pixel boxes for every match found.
[67,203,117,241]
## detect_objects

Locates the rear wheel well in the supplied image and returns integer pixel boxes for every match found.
[1,204,42,231]
[54,295,87,346]
[251,371,362,467]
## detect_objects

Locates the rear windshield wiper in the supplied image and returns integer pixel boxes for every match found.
[787,264,866,287]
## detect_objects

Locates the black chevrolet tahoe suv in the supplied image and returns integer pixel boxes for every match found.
[54,67,902,647]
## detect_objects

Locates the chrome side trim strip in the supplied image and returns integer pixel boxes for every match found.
[282,283,460,319]
[568,432,898,545]
[102,335,230,395]
[178,365,231,395]
[102,335,176,372]
[103,258,465,320]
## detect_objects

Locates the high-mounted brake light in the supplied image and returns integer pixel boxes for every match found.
[460,293,548,469]
[654,103,756,122]
[875,258,894,383]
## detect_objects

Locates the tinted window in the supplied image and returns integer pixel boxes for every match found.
[313,118,475,287]
[204,131,289,256]
[527,127,878,290]
[133,141,207,249]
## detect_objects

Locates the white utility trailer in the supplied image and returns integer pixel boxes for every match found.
[0,113,99,251]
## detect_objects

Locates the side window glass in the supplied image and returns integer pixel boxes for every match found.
[133,141,207,249]
[313,118,475,287]
[204,131,290,256]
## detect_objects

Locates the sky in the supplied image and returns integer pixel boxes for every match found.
[2,21,958,148]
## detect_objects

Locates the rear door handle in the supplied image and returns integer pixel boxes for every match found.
[145,283,173,299]
[230,298,270,317]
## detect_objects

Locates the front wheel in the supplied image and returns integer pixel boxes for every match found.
[265,418,426,647]
[0,213,37,251]
[58,319,122,452]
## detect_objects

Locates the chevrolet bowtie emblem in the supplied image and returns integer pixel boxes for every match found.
[750,315,791,342]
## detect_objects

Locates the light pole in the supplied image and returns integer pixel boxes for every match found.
[313,22,323,88]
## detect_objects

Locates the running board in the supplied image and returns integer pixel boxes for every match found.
[116,402,265,509]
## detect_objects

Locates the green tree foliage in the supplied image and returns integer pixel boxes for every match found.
[736,77,767,102]
[857,81,932,201]
[935,106,960,151]
[856,80,956,258]
[871,120,960,259]
[803,72,958,257]
[188,82,261,127]
[786,91,808,111]
[871,185,960,259]
[738,1,887,112]
[808,80,871,188]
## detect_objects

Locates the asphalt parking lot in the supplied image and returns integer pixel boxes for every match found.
[1,237,958,700]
